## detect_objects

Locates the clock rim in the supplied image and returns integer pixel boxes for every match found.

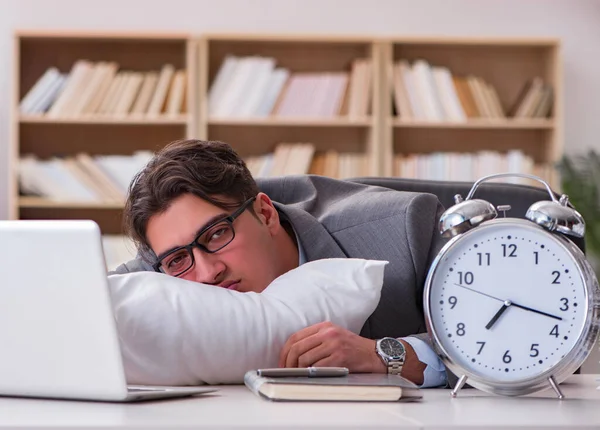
[423,218,600,396]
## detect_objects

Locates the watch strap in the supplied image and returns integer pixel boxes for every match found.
[388,360,404,375]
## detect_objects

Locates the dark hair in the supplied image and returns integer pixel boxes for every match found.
[123,139,259,261]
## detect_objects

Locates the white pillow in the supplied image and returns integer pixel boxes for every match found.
[107,258,387,386]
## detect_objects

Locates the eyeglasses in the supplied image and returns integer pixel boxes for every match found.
[153,196,257,277]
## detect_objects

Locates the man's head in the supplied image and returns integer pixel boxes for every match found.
[124,139,299,292]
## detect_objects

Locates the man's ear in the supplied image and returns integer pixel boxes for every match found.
[254,192,281,235]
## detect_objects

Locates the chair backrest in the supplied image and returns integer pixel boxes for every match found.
[348,177,586,254]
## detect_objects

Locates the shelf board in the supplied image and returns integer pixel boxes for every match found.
[208,117,373,127]
[19,197,124,210]
[386,36,559,47]
[204,33,376,43]
[392,118,555,130]
[19,115,189,125]
[16,30,191,40]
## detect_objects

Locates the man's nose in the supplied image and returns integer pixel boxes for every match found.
[186,247,225,285]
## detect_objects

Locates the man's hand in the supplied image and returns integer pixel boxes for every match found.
[278,321,383,372]
[278,321,426,385]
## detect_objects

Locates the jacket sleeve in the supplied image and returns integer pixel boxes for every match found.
[410,332,460,389]
[108,256,154,276]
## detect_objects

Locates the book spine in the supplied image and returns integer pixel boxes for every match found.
[243,371,265,398]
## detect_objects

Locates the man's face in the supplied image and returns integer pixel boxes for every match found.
[146,193,288,293]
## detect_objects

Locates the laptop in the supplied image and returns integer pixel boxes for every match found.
[0,219,217,402]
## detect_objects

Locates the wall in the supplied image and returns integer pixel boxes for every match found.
[3,0,600,219]
[0,0,599,373]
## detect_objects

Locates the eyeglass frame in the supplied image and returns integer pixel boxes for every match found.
[152,196,257,276]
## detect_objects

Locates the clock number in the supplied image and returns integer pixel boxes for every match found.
[552,271,561,284]
[530,343,540,357]
[477,252,491,266]
[503,350,512,363]
[560,298,569,311]
[502,243,517,257]
[550,325,559,338]
[456,323,466,336]
[458,271,474,285]
[448,296,458,309]
[534,251,539,265]
[476,341,486,355]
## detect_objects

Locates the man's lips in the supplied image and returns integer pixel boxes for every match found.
[219,280,241,291]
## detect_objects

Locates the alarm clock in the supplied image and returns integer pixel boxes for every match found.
[424,173,600,399]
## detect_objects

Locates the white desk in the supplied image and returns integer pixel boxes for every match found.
[0,374,598,430]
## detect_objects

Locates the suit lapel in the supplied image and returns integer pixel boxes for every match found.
[274,202,347,261]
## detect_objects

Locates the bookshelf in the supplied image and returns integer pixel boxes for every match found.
[9,32,563,234]
[381,38,562,183]
[11,31,197,233]
[198,34,382,175]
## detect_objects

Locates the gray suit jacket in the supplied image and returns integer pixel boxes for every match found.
[258,175,456,387]
[111,175,446,340]
[256,175,446,340]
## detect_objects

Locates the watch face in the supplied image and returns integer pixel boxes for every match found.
[426,219,591,384]
[380,337,405,359]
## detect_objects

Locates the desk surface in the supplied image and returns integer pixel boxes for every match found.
[0,374,598,430]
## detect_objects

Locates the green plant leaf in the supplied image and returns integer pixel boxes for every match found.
[558,150,600,258]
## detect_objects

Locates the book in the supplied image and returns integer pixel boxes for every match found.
[46,60,93,117]
[398,60,424,120]
[392,62,413,119]
[412,59,444,121]
[533,85,554,118]
[146,64,175,117]
[165,70,187,116]
[243,370,422,402]
[29,73,67,114]
[19,67,61,114]
[130,71,159,115]
[452,76,479,118]
[114,72,144,116]
[82,62,119,115]
[512,77,544,118]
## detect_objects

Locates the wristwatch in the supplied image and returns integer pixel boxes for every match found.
[375,337,406,375]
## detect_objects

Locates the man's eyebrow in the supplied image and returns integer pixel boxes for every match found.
[156,212,228,260]
[193,212,229,237]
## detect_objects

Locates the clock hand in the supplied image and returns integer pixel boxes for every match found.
[453,283,504,302]
[510,302,563,321]
[453,284,563,321]
[485,300,512,330]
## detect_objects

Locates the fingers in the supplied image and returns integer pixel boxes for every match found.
[287,339,333,368]
[278,322,332,367]
[278,322,385,374]
[311,355,341,367]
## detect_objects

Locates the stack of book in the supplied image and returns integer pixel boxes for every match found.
[19,141,371,199]
[392,59,553,121]
[308,151,369,179]
[208,56,372,118]
[393,149,555,185]
[243,144,370,179]
[244,143,315,178]
[18,151,154,203]
[509,77,554,119]
[19,61,186,118]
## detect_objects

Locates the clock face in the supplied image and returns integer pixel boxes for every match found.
[426,219,589,383]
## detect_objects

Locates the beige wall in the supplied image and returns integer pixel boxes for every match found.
[0,0,598,373]
[2,0,600,218]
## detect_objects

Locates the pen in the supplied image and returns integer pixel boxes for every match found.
[257,367,349,378]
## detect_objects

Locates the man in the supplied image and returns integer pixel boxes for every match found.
[112,139,448,387]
